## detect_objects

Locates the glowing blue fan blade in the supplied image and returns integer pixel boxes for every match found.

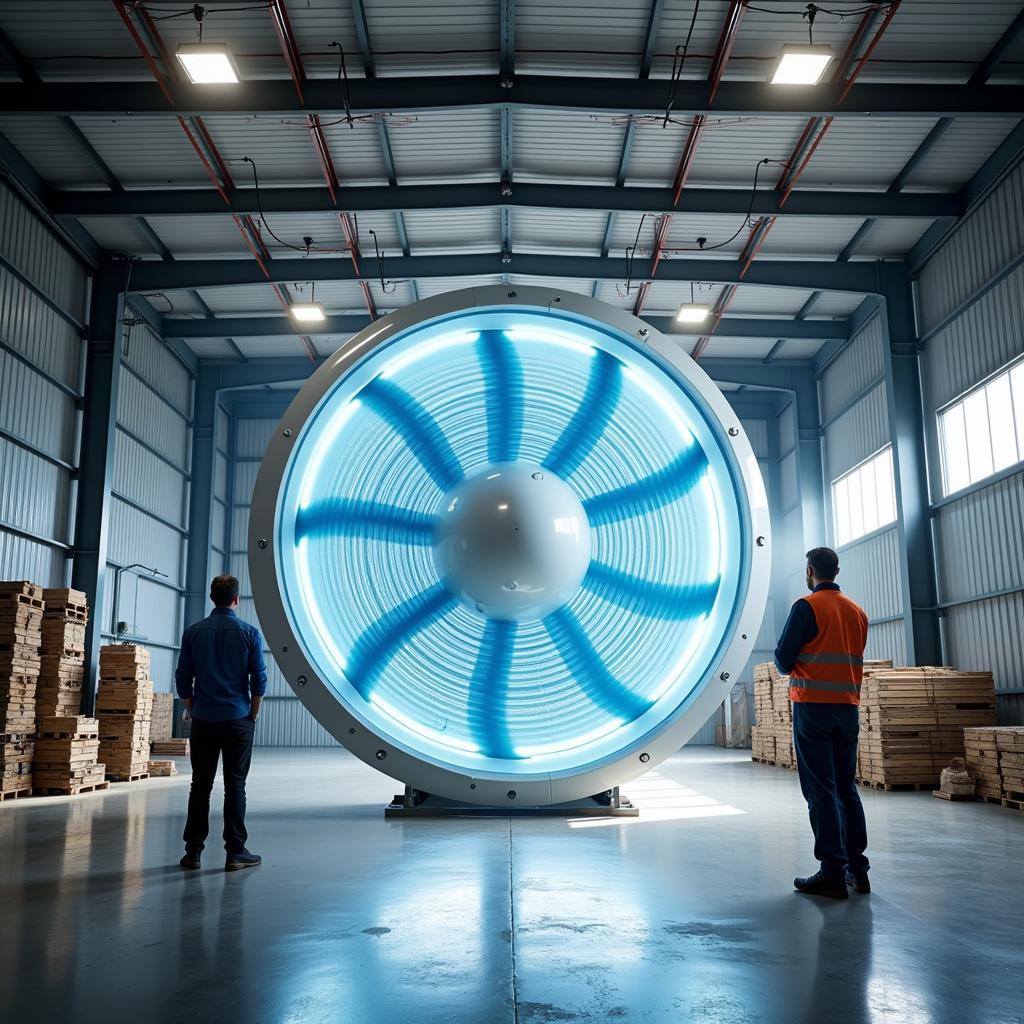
[477,330,524,463]
[543,349,623,478]
[346,583,458,700]
[468,618,519,759]
[583,445,709,526]
[295,499,435,546]
[584,561,720,620]
[543,607,653,721]
[359,377,463,490]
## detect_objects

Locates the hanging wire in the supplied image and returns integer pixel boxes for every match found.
[663,0,701,129]
[369,230,397,294]
[620,155,782,296]
[242,156,351,254]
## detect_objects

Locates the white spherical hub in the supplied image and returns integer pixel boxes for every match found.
[433,462,591,621]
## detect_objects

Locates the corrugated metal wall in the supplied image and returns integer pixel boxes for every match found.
[917,159,1024,721]
[104,324,193,691]
[0,181,85,587]
[818,312,907,664]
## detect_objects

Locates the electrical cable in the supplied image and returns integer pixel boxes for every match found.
[663,0,700,129]
[242,155,352,255]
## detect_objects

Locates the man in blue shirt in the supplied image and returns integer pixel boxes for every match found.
[176,575,267,872]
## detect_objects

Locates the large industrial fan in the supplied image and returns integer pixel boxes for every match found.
[250,286,769,808]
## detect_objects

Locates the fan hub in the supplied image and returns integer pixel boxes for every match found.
[433,462,591,622]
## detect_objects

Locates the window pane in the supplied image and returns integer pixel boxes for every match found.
[860,457,878,534]
[1010,362,1024,464]
[833,476,850,547]
[875,448,896,528]
[847,466,864,541]
[963,388,993,484]
[941,404,970,495]
[986,374,1017,472]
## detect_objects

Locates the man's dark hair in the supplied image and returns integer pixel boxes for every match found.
[210,575,240,607]
[806,547,839,582]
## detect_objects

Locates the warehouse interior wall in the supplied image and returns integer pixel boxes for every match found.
[0,180,85,588]
[915,160,1024,726]
[818,311,909,666]
[0,180,194,702]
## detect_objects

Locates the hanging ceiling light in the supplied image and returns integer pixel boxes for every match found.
[289,302,327,323]
[176,43,241,84]
[676,282,711,324]
[289,282,326,323]
[770,44,834,85]
[675,304,711,324]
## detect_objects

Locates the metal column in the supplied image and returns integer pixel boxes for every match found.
[881,275,942,665]
[183,365,220,628]
[70,264,123,714]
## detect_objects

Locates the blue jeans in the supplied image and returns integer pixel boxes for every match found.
[792,702,869,879]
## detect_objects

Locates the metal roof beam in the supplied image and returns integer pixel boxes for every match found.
[51,182,960,220]
[165,313,848,342]
[840,7,1024,263]
[131,252,894,294]
[2,78,1019,118]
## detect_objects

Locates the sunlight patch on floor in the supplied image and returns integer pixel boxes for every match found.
[568,772,745,828]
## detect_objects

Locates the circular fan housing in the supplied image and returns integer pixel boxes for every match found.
[250,286,770,806]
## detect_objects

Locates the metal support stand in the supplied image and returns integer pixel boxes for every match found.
[385,785,639,818]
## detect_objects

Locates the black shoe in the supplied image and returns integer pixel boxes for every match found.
[794,870,848,899]
[225,849,262,872]
[845,870,871,893]
[179,851,201,870]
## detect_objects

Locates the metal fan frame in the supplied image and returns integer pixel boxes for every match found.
[249,285,770,806]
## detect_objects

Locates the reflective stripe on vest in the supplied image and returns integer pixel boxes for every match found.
[790,678,861,694]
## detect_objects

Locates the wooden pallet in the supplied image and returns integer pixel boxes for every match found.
[108,772,150,783]
[932,790,975,801]
[0,786,33,801]
[857,779,939,792]
[33,780,109,796]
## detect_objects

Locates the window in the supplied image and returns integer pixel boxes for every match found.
[939,358,1024,496]
[831,447,897,547]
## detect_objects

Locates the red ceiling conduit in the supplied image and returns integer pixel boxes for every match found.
[267,0,377,322]
[112,1,320,361]
[690,1,903,359]
[632,0,746,319]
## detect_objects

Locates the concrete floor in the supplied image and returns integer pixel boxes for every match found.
[0,748,1021,1024]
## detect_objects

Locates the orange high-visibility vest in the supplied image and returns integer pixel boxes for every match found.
[789,588,869,705]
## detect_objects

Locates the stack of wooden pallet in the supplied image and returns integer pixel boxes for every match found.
[36,588,88,719]
[751,662,795,768]
[97,645,153,782]
[150,691,174,744]
[151,738,189,756]
[857,668,997,790]
[0,582,43,799]
[33,715,107,795]
[147,759,177,777]
[963,726,1024,809]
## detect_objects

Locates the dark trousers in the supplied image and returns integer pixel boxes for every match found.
[792,701,869,879]
[183,715,255,855]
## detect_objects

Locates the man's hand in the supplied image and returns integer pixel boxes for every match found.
[183,697,192,721]
[249,695,263,722]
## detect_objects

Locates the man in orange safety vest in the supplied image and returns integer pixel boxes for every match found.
[774,547,870,899]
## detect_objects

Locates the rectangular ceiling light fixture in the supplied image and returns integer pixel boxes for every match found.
[770,45,834,86]
[675,304,711,324]
[289,302,327,324]
[176,43,241,84]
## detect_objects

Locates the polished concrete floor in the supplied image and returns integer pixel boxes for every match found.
[0,748,1022,1024]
